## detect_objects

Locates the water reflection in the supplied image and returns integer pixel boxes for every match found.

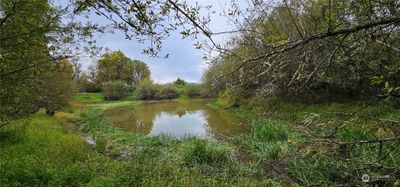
[103,99,248,139]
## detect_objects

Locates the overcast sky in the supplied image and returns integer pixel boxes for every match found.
[65,0,244,83]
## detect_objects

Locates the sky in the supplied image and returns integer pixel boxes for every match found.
[67,0,243,84]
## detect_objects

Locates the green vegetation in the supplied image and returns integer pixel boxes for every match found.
[183,85,202,98]
[136,78,160,100]
[173,78,186,86]
[95,51,150,88]
[0,0,76,123]
[102,81,128,101]
[0,95,279,186]
[74,51,151,96]
[2,91,400,186]
[232,99,400,185]
[73,93,104,104]
[182,139,228,166]
[136,78,205,100]
[2,0,400,185]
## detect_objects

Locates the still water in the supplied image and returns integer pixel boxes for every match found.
[104,99,248,139]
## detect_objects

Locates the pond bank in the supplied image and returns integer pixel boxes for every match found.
[2,93,399,186]
[0,94,281,186]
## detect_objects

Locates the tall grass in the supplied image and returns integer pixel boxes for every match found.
[182,139,228,165]
[0,109,277,186]
[235,99,400,185]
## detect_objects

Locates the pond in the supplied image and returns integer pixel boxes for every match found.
[104,99,249,139]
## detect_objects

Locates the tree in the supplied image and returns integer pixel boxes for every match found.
[36,59,76,116]
[96,51,150,88]
[174,78,186,86]
[0,0,53,124]
[203,0,400,100]
[0,0,104,125]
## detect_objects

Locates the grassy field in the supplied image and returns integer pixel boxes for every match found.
[0,93,277,186]
[1,93,399,186]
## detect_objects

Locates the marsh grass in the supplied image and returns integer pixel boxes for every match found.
[3,93,398,186]
[0,108,277,186]
[235,99,400,185]
[182,139,229,166]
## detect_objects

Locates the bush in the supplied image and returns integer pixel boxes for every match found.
[155,87,180,100]
[37,60,77,116]
[102,81,127,100]
[136,79,159,100]
[184,85,202,98]
[217,88,244,108]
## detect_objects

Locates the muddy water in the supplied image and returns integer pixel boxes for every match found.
[103,99,249,139]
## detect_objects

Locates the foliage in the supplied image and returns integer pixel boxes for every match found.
[79,109,115,133]
[36,59,77,115]
[173,78,186,86]
[0,0,100,124]
[74,93,104,104]
[136,80,182,100]
[96,51,150,88]
[0,0,52,124]
[76,73,102,93]
[73,0,210,57]
[102,81,127,101]
[155,86,180,100]
[217,88,244,108]
[202,0,400,101]
[184,85,202,98]
[136,78,160,100]
[235,99,400,185]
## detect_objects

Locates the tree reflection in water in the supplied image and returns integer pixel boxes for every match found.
[103,99,248,139]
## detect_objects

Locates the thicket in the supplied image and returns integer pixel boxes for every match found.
[0,0,77,122]
[136,79,203,100]
[102,81,127,100]
[184,85,202,98]
[202,0,400,103]
[200,1,400,185]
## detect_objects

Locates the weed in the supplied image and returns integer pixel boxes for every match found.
[183,139,228,165]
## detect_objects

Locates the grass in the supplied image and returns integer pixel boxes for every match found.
[0,99,277,186]
[2,93,399,186]
[182,139,228,166]
[233,98,400,185]
[73,92,104,104]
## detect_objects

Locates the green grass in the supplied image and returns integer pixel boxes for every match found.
[2,93,399,186]
[182,139,228,166]
[74,92,104,103]
[234,99,400,185]
[0,107,278,186]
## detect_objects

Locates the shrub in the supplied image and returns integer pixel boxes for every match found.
[36,61,77,116]
[217,88,244,108]
[184,85,202,98]
[136,79,159,100]
[102,81,127,100]
[155,87,180,100]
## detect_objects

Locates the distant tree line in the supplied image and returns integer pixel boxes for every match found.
[136,78,202,101]
[75,51,151,94]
